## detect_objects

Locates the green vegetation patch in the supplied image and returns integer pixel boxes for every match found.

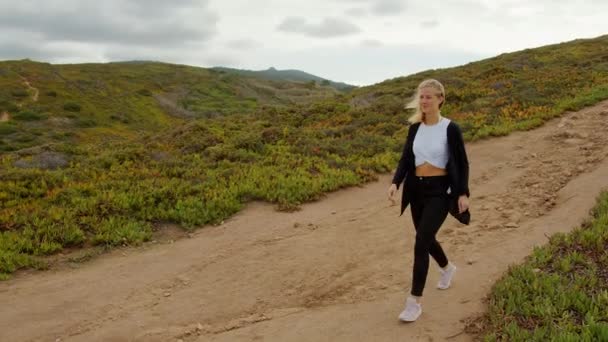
[478,191,608,341]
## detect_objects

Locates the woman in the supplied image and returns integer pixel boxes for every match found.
[387,79,470,322]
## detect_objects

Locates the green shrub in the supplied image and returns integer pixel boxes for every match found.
[480,192,608,340]
[11,89,28,98]
[137,89,153,96]
[92,217,151,246]
[63,102,81,112]
[0,123,17,135]
[231,131,264,153]
[75,118,96,127]
[13,110,48,121]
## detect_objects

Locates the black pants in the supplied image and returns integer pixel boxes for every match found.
[409,175,450,297]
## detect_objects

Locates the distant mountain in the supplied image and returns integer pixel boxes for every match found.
[212,66,357,91]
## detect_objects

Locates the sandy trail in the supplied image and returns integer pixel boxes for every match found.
[1,101,608,342]
[21,76,39,102]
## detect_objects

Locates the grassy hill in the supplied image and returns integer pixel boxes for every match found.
[0,60,340,152]
[349,34,608,140]
[1,34,608,277]
[212,66,357,91]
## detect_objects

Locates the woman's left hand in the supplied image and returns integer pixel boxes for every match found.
[458,195,469,213]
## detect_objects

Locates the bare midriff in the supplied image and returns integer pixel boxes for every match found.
[415,162,448,177]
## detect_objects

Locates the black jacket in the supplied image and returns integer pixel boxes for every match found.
[391,120,471,224]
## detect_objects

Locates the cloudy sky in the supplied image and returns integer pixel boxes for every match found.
[1,0,607,85]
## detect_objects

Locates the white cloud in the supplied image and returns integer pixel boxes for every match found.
[277,17,361,38]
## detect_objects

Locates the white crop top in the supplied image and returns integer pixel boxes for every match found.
[413,117,450,168]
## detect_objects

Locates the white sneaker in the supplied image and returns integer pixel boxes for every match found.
[398,297,422,322]
[437,262,457,290]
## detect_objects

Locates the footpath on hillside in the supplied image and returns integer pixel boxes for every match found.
[1,101,608,342]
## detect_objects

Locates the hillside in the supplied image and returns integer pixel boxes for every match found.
[0,60,340,152]
[212,66,357,91]
[1,34,608,277]
[349,34,608,140]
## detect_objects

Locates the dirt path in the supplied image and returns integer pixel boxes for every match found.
[1,102,608,342]
[20,76,39,102]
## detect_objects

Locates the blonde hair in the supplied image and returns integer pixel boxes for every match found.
[406,79,445,124]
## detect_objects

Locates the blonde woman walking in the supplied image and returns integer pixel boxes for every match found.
[388,79,471,322]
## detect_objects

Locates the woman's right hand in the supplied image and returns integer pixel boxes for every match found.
[387,183,397,206]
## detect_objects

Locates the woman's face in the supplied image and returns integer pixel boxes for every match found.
[419,87,443,114]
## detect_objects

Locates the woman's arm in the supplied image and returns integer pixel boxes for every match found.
[449,122,470,197]
[391,125,414,189]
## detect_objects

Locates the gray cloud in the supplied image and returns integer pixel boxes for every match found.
[371,0,406,16]
[0,32,101,62]
[420,20,439,28]
[346,7,368,17]
[361,39,383,47]
[100,42,239,67]
[203,54,241,67]
[226,39,259,50]
[277,17,361,38]
[122,0,201,16]
[0,41,60,61]
[339,0,407,16]
[102,45,183,62]
[0,0,218,50]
